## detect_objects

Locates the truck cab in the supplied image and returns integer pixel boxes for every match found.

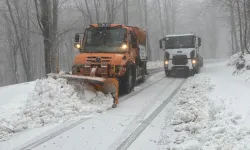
[159,34,203,77]
[73,23,148,94]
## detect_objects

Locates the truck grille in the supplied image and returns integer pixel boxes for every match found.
[172,55,188,65]
[86,56,112,63]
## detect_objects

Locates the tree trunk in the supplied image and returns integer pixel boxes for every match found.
[1,10,18,83]
[6,0,33,81]
[138,0,143,28]
[144,0,152,61]
[40,0,52,74]
[106,0,111,23]
[51,0,59,73]
[156,0,165,36]
[243,0,250,53]
[171,0,176,33]
[85,0,93,24]
[236,0,244,53]
[93,0,100,23]
[229,0,239,53]
[123,0,128,25]
[163,0,170,34]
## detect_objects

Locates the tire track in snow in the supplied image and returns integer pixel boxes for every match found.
[17,69,164,150]
[109,79,186,150]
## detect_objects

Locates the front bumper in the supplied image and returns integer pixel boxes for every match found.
[72,64,126,78]
[164,58,197,71]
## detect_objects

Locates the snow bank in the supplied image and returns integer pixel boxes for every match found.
[147,60,163,69]
[228,52,250,75]
[0,77,113,141]
[158,75,250,150]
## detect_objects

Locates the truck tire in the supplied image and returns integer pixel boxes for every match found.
[139,62,146,83]
[189,70,194,76]
[138,69,145,83]
[165,70,170,77]
[120,65,134,94]
[194,66,200,74]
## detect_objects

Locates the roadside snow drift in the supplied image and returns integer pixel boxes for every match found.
[158,75,250,150]
[228,52,250,76]
[0,77,113,141]
[147,61,163,69]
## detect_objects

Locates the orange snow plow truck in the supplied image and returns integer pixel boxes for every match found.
[48,23,148,108]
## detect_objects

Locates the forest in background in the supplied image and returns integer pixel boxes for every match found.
[0,0,248,86]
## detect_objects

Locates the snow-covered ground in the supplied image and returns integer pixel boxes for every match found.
[0,77,114,149]
[19,72,184,150]
[154,61,250,150]
[0,61,164,149]
[227,52,250,79]
[147,61,163,69]
[1,60,250,150]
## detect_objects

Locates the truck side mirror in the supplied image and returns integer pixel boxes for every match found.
[159,39,165,50]
[74,33,84,50]
[75,34,80,42]
[131,36,137,49]
[198,37,201,47]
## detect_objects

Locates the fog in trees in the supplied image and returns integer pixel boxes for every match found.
[0,0,244,86]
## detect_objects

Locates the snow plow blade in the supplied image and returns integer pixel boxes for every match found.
[47,73,119,108]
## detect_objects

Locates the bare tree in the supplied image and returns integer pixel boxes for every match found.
[236,0,244,53]
[84,0,93,24]
[163,0,171,34]
[123,0,128,25]
[34,0,59,74]
[0,10,18,83]
[5,0,33,81]
[229,0,239,54]
[156,0,165,36]
[105,0,123,23]
[51,0,59,73]
[143,0,152,61]
[93,0,102,23]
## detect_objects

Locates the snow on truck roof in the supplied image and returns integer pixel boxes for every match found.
[165,34,195,37]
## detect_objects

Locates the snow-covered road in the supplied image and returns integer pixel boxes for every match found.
[15,71,185,150]
[0,66,165,150]
[2,60,250,150]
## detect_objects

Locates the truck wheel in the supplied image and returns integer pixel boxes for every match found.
[138,70,145,83]
[189,70,194,76]
[165,71,170,77]
[194,67,200,74]
[121,65,134,94]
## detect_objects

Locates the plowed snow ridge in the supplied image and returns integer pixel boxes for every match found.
[158,75,250,150]
[0,77,113,141]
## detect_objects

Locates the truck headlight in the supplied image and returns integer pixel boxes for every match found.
[165,60,169,65]
[74,43,81,49]
[121,44,128,50]
[192,59,196,64]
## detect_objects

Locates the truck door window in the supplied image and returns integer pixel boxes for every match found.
[128,31,132,44]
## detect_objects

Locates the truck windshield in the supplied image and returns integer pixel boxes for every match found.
[165,35,195,49]
[83,27,127,53]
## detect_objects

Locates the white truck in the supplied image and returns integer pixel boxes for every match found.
[159,34,203,77]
